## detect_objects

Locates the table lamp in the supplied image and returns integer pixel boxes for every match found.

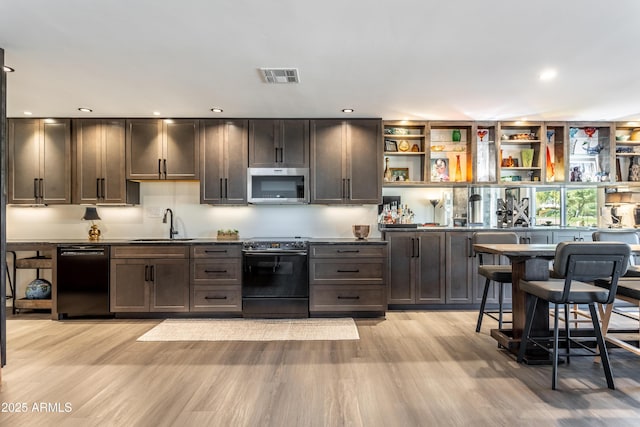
[82,207,102,241]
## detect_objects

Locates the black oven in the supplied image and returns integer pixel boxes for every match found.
[242,239,309,318]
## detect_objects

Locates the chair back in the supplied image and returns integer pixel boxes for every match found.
[552,241,630,304]
[592,230,639,265]
[472,232,519,265]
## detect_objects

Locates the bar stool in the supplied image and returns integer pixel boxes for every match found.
[473,231,519,333]
[593,231,640,276]
[517,241,629,390]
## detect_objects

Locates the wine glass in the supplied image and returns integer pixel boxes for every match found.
[477,130,488,142]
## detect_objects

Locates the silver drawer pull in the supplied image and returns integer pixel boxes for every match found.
[337,296,360,300]
[205,296,228,300]
[337,269,360,273]
[205,269,227,273]
[337,249,360,253]
[205,250,227,253]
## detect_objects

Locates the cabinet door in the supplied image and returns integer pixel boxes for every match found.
[101,120,127,203]
[40,119,71,204]
[280,120,309,167]
[110,259,149,312]
[200,119,225,203]
[200,120,247,204]
[249,119,278,167]
[126,119,163,179]
[8,119,41,204]
[151,259,189,312]
[445,232,474,304]
[74,119,126,204]
[416,233,446,303]
[73,119,101,203]
[310,120,345,204]
[387,232,415,304]
[164,119,199,179]
[347,119,382,204]
[224,120,248,204]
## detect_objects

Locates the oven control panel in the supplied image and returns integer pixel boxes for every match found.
[242,240,308,252]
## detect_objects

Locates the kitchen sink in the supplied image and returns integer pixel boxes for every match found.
[131,238,193,242]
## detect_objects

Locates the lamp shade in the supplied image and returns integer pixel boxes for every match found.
[82,207,101,221]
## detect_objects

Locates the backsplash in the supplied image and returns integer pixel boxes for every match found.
[6,182,380,240]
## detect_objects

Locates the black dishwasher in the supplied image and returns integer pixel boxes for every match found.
[57,245,111,318]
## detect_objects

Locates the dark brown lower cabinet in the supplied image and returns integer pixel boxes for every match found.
[445,232,476,304]
[110,246,189,312]
[386,232,446,305]
[309,243,388,315]
[190,244,242,313]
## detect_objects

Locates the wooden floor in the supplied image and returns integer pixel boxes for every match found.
[1,310,640,426]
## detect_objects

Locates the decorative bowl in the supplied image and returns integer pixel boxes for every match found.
[352,225,370,240]
[25,278,52,299]
[616,135,631,142]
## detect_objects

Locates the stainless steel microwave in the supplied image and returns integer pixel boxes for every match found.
[247,168,309,204]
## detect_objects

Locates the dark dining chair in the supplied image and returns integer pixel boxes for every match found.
[592,230,640,276]
[472,231,519,333]
[517,241,629,390]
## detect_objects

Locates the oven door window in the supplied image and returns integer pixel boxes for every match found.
[250,175,305,199]
[243,254,308,298]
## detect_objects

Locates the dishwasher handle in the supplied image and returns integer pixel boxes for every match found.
[59,246,107,256]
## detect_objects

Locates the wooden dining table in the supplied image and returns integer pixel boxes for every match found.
[472,243,640,362]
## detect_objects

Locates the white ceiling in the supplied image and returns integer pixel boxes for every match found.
[1,0,640,121]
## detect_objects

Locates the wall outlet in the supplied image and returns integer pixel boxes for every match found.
[146,207,164,218]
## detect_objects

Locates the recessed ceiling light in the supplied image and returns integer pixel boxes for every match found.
[23,111,32,116]
[210,108,223,113]
[3,66,15,73]
[153,111,161,116]
[539,69,557,81]
[78,107,93,113]
[342,108,354,113]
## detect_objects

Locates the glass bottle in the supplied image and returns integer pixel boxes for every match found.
[454,155,462,182]
[452,129,461,142]
[384,157,392,182]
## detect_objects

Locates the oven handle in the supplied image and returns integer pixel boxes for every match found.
[242,251,308,256]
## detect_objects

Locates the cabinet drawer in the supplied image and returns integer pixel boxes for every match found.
[310,285,386,312]
[310,259,385,285]
[311,244,387,258]
[191,259,241,285]
[191,245,242,258]
[191,286,241,312]
[112,245,188,259]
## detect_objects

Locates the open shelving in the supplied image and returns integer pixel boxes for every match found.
[497,122,544,184]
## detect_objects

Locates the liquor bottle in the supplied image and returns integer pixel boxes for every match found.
[384,157,392,182]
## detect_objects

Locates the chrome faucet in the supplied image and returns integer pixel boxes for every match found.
[162,208,178,239]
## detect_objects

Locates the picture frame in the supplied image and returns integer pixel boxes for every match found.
[390,167,409,182]
[385,139,398,152]
[430,158,449,182]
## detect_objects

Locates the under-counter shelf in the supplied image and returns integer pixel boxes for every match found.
[15,256,52,269]
[14,298,52,310]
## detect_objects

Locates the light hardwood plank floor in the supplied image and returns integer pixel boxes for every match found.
[1,310,640,426]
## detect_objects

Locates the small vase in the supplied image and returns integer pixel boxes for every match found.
[454,155,462,182]
[452,129,461,142]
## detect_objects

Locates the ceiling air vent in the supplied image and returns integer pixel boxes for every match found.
[259,68,300,84]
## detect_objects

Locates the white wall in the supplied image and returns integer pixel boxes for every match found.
[6,182,380,240]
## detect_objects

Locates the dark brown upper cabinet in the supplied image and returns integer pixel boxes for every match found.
[249,119,309,168]
[73,119,139,204]
[310,119,382,204]
[8,118,71,204]
[200,119,249,205]
[126,119,199,180]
